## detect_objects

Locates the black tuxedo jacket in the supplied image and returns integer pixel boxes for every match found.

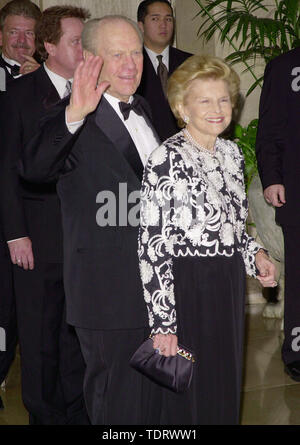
[0,65,63,262]
[137,46,191,142]
[21,95,160,330]
[256,47,300,226]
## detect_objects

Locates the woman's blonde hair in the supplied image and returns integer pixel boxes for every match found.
[168,55,240,128]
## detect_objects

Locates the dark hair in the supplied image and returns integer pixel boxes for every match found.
[36,5,90,61]
[137,0,173,23]
[0,0,41,30]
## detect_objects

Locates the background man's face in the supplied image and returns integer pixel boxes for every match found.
[0,14,36,64]
[97,21,143,102]
[139,2,174,51]
[49,17,84,79]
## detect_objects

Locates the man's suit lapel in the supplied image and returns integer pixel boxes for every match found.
[37,66,61,109]
[94,96,141,188]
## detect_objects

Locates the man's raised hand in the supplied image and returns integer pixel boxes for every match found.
[66,54,110,123]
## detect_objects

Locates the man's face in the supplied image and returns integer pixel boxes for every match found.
[96,21,143,102]
[46,17,84,79]
[139,1,174,52]
[0,14,36,64]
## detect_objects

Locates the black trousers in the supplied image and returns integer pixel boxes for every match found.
[281,225,300,364]
[75,326,162,425]
[14,262,89,424]
[0,250,18,385]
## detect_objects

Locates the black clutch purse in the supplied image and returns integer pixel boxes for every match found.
[130,337,195,393]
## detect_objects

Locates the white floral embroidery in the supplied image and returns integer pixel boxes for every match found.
[142,201,160,226]
[220,223,234,246]
[147,246,157,262]
[173,206,193,230]
[186,223,205,245]
[150,145,167,166]
[141,229,149,244]
[173,178,189,200]
[138,131,263,334]
[148,171,158,186]
[144,289,151,303]
[207,170,224,191]
[140,260,154,284]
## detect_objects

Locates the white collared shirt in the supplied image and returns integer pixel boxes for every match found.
[144,45,170,73]
[2,55,22,78]
[104,93,159,166]
[44,62,72,99]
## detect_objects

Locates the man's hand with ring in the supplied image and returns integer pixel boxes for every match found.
[7,237,34,270]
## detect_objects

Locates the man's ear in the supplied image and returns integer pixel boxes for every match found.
[0,30,3,47]
[44,41,56,57]
[138,21,144,34]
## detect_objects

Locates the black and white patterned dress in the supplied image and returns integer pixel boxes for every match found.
[138,130,262,424]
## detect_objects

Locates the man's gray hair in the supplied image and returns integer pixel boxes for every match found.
[82,15,143,55]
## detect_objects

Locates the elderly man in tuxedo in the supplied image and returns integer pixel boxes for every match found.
[0,0,41,410]
[21,15,161,425]
[137,0,191,141]
[0,5,90,424]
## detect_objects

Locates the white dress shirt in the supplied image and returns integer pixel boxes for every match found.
[144,45,170,73]
[43,63,73,99]
[66,92,160,167]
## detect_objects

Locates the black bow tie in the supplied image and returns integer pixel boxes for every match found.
[119,97,143,120]
[2,59,20,77]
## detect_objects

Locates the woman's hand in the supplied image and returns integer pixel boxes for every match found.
[255,249,277,287]
[153,333,178,357]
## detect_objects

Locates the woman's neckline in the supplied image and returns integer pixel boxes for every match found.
[183,129,216,156]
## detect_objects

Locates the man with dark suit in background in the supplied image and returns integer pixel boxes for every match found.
[20,15,162,425]
[137,0,191,141]
[0,5,90,424]
[256,48,300,382]
[0,0,41,410]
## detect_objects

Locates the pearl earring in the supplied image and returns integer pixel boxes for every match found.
[184,115,189,124]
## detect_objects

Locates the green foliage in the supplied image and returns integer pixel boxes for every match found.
[195,0,300,95]
[233,119,258,192]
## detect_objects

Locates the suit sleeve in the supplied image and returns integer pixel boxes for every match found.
[0,91,28,241]
[20,101,81,183]
[256,59,287,190]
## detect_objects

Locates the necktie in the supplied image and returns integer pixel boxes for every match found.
[157,55,168,97]
[2,59,20,77]
[63,80,72,98]
[119,97,143,121]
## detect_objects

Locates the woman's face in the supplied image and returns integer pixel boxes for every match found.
[179,78,232,144]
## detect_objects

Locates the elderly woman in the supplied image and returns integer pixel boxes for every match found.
[138,55,276,425]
